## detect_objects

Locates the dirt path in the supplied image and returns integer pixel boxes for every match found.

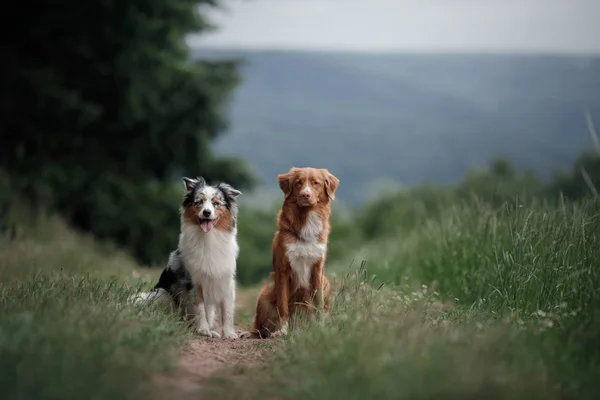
[154,286,273,399]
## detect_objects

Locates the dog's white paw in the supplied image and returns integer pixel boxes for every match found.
[210,330,221,338]
[197,328,212,337]
[223,330,238,339]
[127,294,146,305]
[271,324,288,337]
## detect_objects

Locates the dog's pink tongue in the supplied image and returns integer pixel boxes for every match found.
[200,220,215,233]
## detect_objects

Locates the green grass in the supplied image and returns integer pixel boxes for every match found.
[0,214,191,400]
[2,195,600,400]
[339,199,600,317]
[206,199,600,400]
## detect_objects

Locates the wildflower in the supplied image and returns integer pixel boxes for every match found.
[542,319,554,328]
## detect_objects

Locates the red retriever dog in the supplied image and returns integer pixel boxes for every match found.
[250,167,339,338]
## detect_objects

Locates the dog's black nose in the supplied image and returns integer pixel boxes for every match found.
[202,210,212,218]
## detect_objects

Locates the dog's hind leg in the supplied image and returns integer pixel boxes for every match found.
[247,282,282,339]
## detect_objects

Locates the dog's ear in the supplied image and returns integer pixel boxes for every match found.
[322,170,339,200]
[182,177,197,193]
[182,177,205,193]
[217,182,242,202]
[278,172,293,200]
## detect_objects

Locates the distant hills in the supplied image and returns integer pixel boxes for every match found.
[192,48,600,205]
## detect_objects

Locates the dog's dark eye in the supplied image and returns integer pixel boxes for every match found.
[212,201,221,208]
[194,200,202,207]
[313,181,320,185]
[296,180,302,186]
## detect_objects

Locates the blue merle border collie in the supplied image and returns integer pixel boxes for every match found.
[130,177,242,339]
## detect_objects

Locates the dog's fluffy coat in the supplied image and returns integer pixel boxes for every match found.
[250,167,339,338]
[130,176,241,339]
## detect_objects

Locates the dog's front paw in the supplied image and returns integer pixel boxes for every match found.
[197,328,213,337]
[223,330,238,339]
[270,329,287,337]
[271,323,288,337]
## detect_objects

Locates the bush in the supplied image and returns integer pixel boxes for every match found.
[358,186,456,239]
[456,157,544,205]
[61,179,184,266]
[547,152,600,201]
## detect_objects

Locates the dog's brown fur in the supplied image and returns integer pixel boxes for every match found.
[250,167,339,338]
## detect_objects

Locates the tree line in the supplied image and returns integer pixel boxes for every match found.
[1,1,256,264]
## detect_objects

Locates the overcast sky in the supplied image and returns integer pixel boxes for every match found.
[190,0,600,54]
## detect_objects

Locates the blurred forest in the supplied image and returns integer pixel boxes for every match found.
[1,1,256,264]
[1,1,599,280]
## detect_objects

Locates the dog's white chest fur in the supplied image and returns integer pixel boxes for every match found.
[179,224,238,302]
[285,211,326,289]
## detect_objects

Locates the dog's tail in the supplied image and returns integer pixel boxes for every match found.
[127,288,173,308]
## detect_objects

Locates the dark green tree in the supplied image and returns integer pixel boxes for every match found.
[548,152,600,201]
[1,1,256,264]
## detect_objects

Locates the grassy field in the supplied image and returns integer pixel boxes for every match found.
[1,196,599,399]
[0,212,192,400]
[207,199,600,400]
